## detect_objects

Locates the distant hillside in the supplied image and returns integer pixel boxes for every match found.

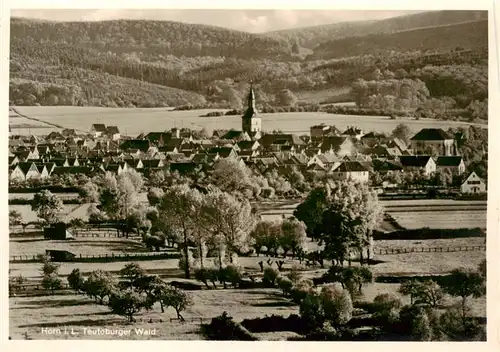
[268,10,487,49]
[10,17,294,61]
[309,20,488,60]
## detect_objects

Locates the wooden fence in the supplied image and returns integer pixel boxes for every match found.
[376,245,486,255]
[9,251,179,263]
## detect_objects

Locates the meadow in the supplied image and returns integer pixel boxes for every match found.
[11,106,486,137]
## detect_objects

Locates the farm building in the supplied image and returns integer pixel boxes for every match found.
[43,223,74,240]
[461,171,486,194]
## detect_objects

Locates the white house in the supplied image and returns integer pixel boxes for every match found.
[461,172,486,194]
[330,161,370,183]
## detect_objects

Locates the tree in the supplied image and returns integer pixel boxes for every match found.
[249,220,281,256]
[83,270,117,304]
[147,187,164,206]
[413,280,444,308]
[67,268,85,293]
[157,184,203,279]
[391,123,412,144]
[341,267,373,296]
[478,259,486,279]
[280,218,307,258]
[293,187,329,240]
[276,89,298,107]
[119,263,146,288]
[9,210,23,228]
[316,181,383,265]
[398,280,420,304]
[31,190,63,225]
[108,289,149,322]
[442,268,486,322]
[39,255,60,276]
[159,286,193,321]
[79,180,100,203]
[209,158,255,195]
[202,188,256,263]
[41,273,63,294]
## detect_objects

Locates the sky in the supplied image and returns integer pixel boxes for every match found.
[10,9,423,33]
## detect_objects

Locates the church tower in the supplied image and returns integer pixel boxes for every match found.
[242,85,262,138]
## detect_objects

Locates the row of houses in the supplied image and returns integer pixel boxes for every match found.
[8,124,484,193]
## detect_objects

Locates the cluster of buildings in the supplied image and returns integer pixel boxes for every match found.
[8,87,486,194]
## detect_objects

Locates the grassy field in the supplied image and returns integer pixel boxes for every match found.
[9,279,485,340]
[10,236,151,258]
[391,210,487,229]
[12,106,485,137]
[9,204,90,223]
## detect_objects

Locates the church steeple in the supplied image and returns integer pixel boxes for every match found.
[247,84,256,111]
[242,83,262,138]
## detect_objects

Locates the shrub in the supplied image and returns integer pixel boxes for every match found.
[320,285,353,327]
[372,293,403,327]
[286,265,303,284]
[220,265,243,288]
[9,274,26,296]
[398,304,440,341]
[67,268,85,293]
[201,311,258,340]
[277,276,293,296]
[299,290,325,330]
[263,267,280,287]
[290,279,314,304]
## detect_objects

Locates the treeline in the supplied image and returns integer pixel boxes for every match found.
[10,18,295,60]
[269,10,488,49]
[310,20,488,60]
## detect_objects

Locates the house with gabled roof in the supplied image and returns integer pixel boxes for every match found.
[435,156,466,175]
[410,128,456,156]
[317,136,356,156]
[461,171,486,194]
[144,132,173,147]
[310,123,342,138]
[399,155,436,175]
[10,162,40,181]
[330,161,370,183]
[91,124,107,138]
[9,155,19,166]
[342,126,364,140]
[120,139,151,153]
[106,126,120,140]
[47,131,66,141]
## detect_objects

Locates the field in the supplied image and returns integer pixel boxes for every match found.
[9,197,488,340]
[11,106,486,137]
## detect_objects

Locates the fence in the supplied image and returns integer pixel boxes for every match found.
[9,251,180,263]
[376,245,486,255]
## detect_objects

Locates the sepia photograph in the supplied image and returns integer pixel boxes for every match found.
[6,5,491,343]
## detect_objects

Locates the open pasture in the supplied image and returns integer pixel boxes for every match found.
[15,106,485,137]
[9,204,91,224]
[9,276,486,340]
[390,210,487,229]
[374,237,486,251]
[10,235,150,258]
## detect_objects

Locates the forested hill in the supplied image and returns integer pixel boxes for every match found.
[309,20,488,60]
[9,13,488,118]
[10,17,294,60]
[267,10,488,49]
